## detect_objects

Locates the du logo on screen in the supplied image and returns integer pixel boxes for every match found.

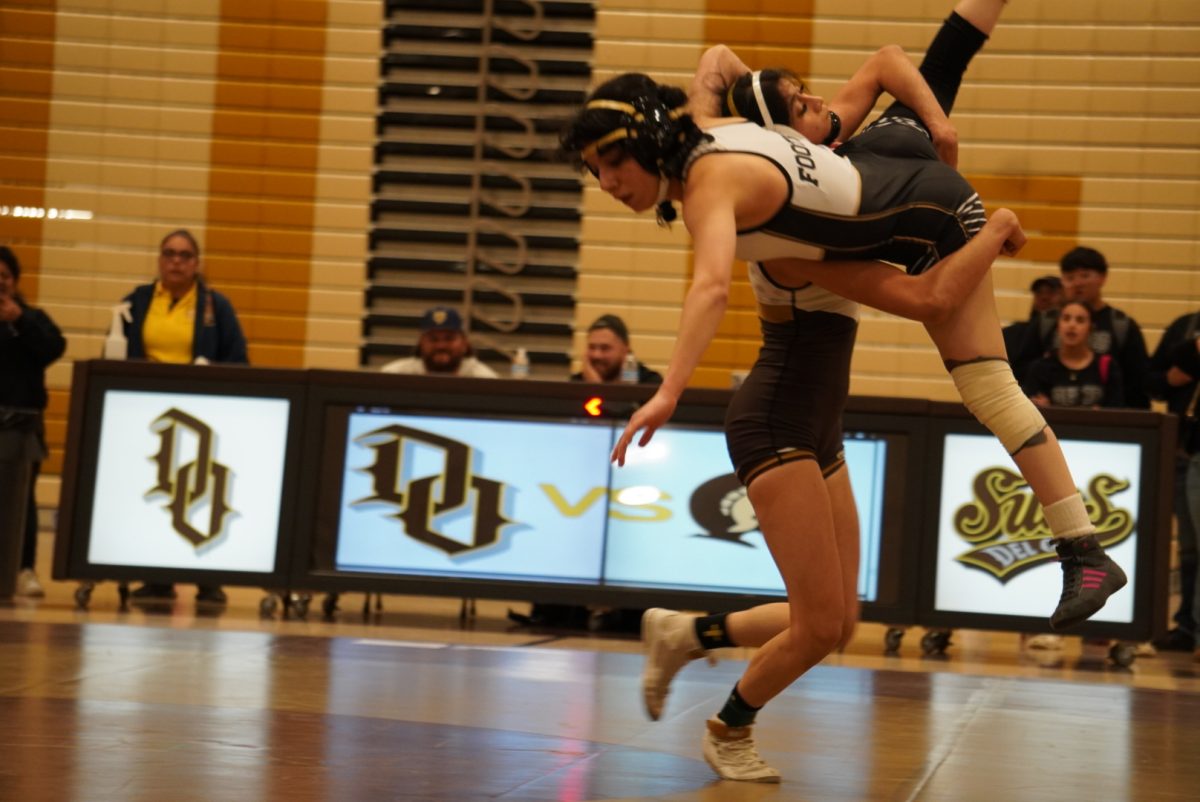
[87,389,289,573]
[352,423,513,557]
[146,408,235,550]
[335,412,610,581]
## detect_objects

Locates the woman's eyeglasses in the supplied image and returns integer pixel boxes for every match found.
[160,249,196,261]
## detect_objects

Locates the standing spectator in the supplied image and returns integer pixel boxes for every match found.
[1014,248,1151,408]
[380,306,497,377]
[571,314,663,384]
[1148,310,1200,652]
[1059,247,1151,408]
[0,246,66,599]
[1003,275,1062,382]
[124,230,248,605]
[1022,301,1125,410]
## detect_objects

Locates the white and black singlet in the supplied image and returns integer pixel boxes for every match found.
[686,121,986,276]
[684,125,864,484]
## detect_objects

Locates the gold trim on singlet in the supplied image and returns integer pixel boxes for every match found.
[741,449,846,487]
[822,457,846,478]
[741,448,817,486]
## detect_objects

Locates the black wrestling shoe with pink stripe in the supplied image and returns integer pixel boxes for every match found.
[1049,534,1127,631]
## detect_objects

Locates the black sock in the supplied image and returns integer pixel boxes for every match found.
[717,683,761,728]
[694,613,736,650]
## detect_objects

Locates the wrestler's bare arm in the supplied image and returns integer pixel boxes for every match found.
[690,45,751,118]
[692,42,958,165]
[611,161,740,465]
[827,44,957,164]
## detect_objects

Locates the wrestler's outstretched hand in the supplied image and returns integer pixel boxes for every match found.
[611,391,678,466]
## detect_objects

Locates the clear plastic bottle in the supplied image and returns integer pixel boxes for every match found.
[103,302,131,359]
[511,347,530,379]
[622,351,639,383]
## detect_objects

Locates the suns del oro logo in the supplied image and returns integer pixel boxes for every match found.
[953,467,1134,583]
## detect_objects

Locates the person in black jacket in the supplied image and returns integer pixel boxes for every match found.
[1010,247,1151,409]
[1003,274,1062,381]
[1167,329,1200,655]
[0,246,67,599]
[122,230,248,605]
[1148,310,1200,652]
[1021,301,1125,409]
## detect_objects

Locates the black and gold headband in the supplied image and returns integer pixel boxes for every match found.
[578,99,688,160]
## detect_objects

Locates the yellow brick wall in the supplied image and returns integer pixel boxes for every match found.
[1,0,378,489]
[578,0,1200,397]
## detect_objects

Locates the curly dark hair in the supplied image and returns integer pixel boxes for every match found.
[559,73,711,182]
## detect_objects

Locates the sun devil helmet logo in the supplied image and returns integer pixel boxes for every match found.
[146,408,235,550]
[953,467,1135,583]
[353,424,513,557]
[689,473,761,546]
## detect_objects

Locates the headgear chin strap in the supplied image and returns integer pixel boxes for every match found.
[750,71,773,126]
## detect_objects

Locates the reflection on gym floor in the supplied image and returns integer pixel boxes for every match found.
[2,588,1198,801]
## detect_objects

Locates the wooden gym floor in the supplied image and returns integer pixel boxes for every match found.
[2,573,1199,802]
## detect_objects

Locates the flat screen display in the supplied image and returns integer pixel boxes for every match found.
[86,389,290,573]
[602,429,888,600]
[329,408,891,601]
[932,432,1140,623]
[334,410,612,582]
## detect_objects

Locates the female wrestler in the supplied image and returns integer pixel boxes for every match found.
[559,4,1124,784]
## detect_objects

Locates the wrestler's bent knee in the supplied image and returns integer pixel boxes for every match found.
[950,359,1046,455]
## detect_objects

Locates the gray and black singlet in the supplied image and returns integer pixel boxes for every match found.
[702,10,990,486]
[688,123,985,484]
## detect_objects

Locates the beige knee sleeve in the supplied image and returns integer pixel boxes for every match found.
[949,359,1047,455]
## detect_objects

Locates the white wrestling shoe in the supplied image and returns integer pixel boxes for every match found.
[15,569,45,598]
[702,718,782,783]
[641,608,705,721]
